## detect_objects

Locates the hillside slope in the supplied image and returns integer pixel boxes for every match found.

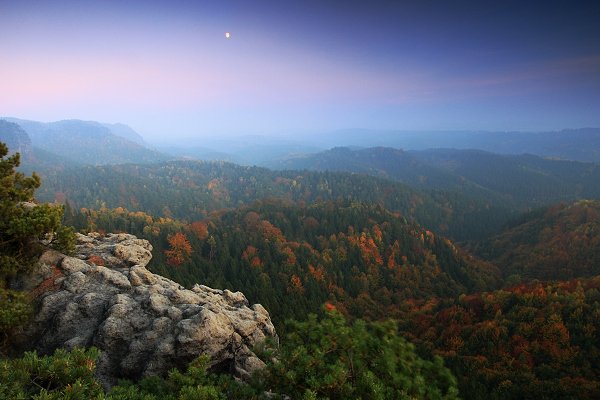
[269,146,600,209]
[37,160,514,241]
[398,277,600,399]
[473,200,600,281]
[72,200,501,327]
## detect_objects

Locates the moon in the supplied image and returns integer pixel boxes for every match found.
[225,32,231,39]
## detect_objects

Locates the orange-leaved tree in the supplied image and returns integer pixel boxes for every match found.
[164,232,192,266]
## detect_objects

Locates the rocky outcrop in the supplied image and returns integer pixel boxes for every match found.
[19,232,277,388]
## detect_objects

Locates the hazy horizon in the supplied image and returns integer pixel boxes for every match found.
[6,116,600,148]
[2,0,599,141]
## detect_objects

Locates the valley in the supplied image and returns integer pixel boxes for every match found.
[2,117,600,398]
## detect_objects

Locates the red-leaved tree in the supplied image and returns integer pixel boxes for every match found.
[165,232,192,266]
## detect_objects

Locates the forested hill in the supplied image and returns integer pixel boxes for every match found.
[69,196,600,399]
[3,118,170,165]
[411,149,600,207]
[37,160,513,241]
[268,146,600,209]
[4,137,599,399]
[269,146,467,191]
[472,200,600,281]
[69,200,501,326]
[397,277,600,398]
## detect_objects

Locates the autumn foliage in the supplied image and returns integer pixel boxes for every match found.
[475,200,600,281]
[397,277,600,399]
[190,221,209,240]
[65,197,600,399]
[164,232,192,266]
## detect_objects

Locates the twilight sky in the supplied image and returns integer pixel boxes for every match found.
[1,0,599,141]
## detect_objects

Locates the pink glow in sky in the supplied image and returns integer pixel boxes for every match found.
[1,0,599,140]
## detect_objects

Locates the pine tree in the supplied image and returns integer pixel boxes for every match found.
[264,309,460,399]
[0,142,75,351]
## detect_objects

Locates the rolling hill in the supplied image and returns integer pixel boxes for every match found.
[473,200,600,281]
[297,128,600,162]
[269,146,600,210]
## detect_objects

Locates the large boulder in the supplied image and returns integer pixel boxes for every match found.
[20,233,277,388]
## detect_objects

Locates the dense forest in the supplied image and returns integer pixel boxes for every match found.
[397,277,600,399]
[3,0,600,396]
[269,147,600,209]
[66,200,501,327]
[473,200,600,281]
[2,135,600,399]
[64,197,600,399]
[36,160,514,241]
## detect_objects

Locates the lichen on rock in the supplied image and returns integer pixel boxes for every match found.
[18,232,277,388]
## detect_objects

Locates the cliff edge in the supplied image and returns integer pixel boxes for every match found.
[15,232,277,387]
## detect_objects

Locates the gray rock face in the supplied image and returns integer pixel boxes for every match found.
[21,233,277,387]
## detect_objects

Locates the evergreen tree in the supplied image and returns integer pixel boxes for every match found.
[263,309,459,399]
[0,142,75,351]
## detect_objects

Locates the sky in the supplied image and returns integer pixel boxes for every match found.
[1,0,599,141]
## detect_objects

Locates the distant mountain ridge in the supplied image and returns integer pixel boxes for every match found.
[100,122,147,145]
[294,128,600,162]
[0,120,32,156]
[269,146,600,210]
[156,135,322,166]
[2,117,170,165]
[269,146,465,190]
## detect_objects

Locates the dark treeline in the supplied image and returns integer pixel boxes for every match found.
[38,160,513,241]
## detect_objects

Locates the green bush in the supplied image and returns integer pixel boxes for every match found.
[108,355,258,400]
[262,310,460,400]
[0,347,104,399]
[0,287,32,335]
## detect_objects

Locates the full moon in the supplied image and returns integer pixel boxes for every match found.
[225,32,231,39]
